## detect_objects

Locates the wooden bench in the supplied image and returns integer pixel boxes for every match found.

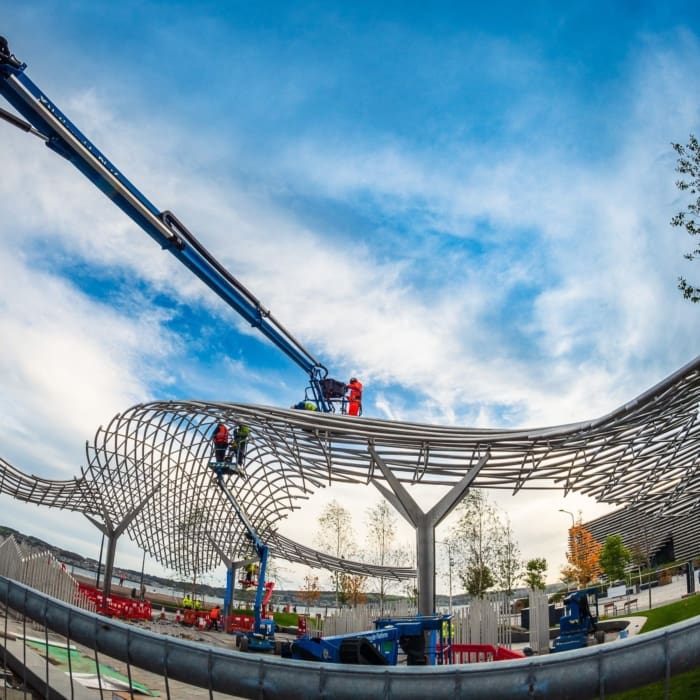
[623,598,638,613]
[603,601,617,616]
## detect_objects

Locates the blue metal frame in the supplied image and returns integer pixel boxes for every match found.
[0,38,336,411]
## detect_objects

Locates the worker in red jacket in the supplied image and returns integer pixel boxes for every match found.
[346,377,363,416]
[212,423,229,462]
[209,605,221,631]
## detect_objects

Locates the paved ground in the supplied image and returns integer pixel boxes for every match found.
[598,572,695,614]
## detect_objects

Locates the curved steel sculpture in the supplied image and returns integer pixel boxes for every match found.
[1,354,700,608]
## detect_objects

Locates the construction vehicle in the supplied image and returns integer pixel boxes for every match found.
[210,463,276,652]
[290,614,453,665]
[551,587,605,652]
[0,36,350,413]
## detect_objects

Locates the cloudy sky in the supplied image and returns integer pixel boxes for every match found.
[1,2,699,594]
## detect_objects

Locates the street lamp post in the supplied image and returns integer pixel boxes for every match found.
[138,549,146,599]
[559,509,576,591]
[558,509,575,528]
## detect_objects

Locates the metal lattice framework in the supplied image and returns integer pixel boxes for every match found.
[1,355,700,579]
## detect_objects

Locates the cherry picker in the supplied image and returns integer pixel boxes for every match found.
[0,36,351,413]
[210,462,276,652]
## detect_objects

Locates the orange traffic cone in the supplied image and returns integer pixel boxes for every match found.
[159,606,166,621]
[175,609,181,623]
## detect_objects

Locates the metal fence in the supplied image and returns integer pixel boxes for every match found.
[322,600,416,636]
[323,595,513,648]
[528,588,551,654]
[3,575,700,699]
[0,536,94,612]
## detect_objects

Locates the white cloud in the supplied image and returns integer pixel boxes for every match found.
[0,245,178,475]
[1,16,700,591]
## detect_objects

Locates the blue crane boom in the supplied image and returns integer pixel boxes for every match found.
[0,36,345,412]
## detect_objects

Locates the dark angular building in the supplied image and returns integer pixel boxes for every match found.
[585,506,698,568]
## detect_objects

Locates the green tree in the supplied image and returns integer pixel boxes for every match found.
[671,134,700,302]
[523,558,548,590]
[492,515,523,596]
[449,490,500,599]
[463,563,494,597]
[599,534,632,583]
[314,500,357,607]
[365,500,411,613]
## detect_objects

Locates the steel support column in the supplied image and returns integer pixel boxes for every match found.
[207,534,248,617]
[370,447,489,615]
[84,483,162,597]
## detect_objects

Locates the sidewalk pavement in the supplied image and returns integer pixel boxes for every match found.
[599,573,696,616]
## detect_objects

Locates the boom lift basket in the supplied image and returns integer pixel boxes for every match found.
[320,378,346,399]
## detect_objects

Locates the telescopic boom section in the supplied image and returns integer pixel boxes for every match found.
[212,470,271,637]
[0,37,336,410]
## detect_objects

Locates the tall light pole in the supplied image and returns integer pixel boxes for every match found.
[558,509,575,528]
[436,540,454,613]
[138,549,146,599]
[559,509,575,591]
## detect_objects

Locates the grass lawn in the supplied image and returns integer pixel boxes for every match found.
[632,595,700,632]
[607,596,700,699]
[231,607,305,629]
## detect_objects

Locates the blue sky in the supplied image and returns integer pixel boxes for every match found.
[1,1,699,591]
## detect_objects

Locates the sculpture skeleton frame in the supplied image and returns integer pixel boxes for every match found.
[1,354,699,612]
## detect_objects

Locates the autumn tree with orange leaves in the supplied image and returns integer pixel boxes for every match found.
[560,521,602,588]
[298,573,320,613]
[341,573,368,607]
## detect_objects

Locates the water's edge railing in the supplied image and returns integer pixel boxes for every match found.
[2,576,700,699]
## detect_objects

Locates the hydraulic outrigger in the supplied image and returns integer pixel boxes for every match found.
[0,36,348,412]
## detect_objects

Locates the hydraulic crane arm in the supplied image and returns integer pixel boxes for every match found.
[211,469,270,635]
[0,37,338,410]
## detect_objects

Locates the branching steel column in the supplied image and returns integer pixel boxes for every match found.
[207,533,241,615]
[370,447,489,614]
[84,483,162,597]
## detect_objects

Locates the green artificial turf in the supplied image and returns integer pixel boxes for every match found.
[25,639,156,695]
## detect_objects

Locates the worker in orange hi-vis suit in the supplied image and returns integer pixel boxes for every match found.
[346,377,363,416]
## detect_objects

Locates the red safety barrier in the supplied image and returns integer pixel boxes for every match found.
[439,643,525,664]
[297,616,307,638]
[182,609,211,626]
[225,614,255,634]
[77,584,152,620]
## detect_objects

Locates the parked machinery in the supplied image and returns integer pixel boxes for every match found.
[289,614,452,665]
[551,588,605,652]
[210,464,276,652]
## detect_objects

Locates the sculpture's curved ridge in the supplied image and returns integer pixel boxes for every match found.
[2,354,699,577]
